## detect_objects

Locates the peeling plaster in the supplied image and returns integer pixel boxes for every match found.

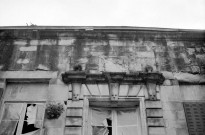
[19,46,37,51]
[58,38,75,46]
[30,40,38,45]
[0,29,204,74]
[17,59,29,64]
[13,40,27,45]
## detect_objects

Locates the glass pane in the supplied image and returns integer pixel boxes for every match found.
[26,104,37,125]
[36,104,45,120]
[92,126,110,135]
[21,129,42,135]
[91,108,111,126]
[34,120,43,128]
[22,120,42,134]
[0,120,18,135]
[117,126,141,135]
[22,104,44,134]
[117,109,139,126]
[2,103,23,120]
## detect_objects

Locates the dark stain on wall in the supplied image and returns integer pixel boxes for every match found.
[35,45,58,71]
[72,32,86,65]
[0,30,15,70]
[0,28,204,73]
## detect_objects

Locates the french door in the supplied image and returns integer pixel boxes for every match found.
[89,107,142,135]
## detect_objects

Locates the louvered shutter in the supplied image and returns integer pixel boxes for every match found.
[183,102,205,135]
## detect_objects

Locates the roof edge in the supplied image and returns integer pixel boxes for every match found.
[0,26,205,32]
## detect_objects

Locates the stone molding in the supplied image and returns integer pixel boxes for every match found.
[61,72,165,84]
[0,71,204,84]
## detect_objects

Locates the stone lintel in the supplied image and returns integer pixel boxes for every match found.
[62,71,165,85]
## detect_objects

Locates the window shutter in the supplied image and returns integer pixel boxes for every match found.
[183,102,205,135]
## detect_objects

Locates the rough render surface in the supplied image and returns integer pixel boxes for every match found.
[160,85,205,135]
[0,28,204,74]
[0,27,205,135]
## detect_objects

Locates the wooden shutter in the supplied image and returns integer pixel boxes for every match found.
[183,102,205,135]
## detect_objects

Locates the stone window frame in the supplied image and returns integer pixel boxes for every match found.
[83,97,148,135]
[0,101,46,135]
[0,74,50,135]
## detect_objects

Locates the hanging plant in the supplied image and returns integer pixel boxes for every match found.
[45,103,64,119]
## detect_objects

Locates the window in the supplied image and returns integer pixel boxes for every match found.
[0,102,45,135]
[184,102,205,135]
[88,107,142,135]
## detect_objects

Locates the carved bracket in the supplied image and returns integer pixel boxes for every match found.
[72,83,82,101]
[61,71,86,101]
[109,83,119,101]
[145,81,157,100]
[104,72,125,101]
[140,73,165,100]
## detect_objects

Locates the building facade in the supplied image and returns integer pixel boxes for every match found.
[0,26,205,135]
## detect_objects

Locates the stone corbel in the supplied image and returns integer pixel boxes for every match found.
[61,71,86,101]
[110,83,120,100]
[104,72,125,101]
[145,81,157,100]
[140,73,165,100]
[72,82,82,101]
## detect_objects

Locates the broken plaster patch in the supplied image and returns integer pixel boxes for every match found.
[78,58,89,63]
[30,40,38,45]
[103,58,128,72]
[85,41,107,46]
[90,52,104,56]
[136,52,155,58]
[167,41,177,47]
[39,39,57,45]
[36,64,49,71]
[84,47,89,51]
[17,59,29,64]
[161,71,175,80]
[173,72,200,83]
[20,46,37,51]
[13,40,27,45]
[58,38,75,45]
[186,48,195,55]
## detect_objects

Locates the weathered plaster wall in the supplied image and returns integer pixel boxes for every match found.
[0,29,205,73]
[4,83,48,101]
[160,85,205,135]
[0,27,205,135]
[180,85,205,100]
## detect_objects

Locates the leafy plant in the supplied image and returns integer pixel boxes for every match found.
[45,103,64,119]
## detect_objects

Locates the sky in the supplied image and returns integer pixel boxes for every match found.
[0,0,205,29]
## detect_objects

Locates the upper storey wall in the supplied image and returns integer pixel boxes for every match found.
[0,28,205,73]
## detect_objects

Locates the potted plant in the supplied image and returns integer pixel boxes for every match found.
[45,103,64,119]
